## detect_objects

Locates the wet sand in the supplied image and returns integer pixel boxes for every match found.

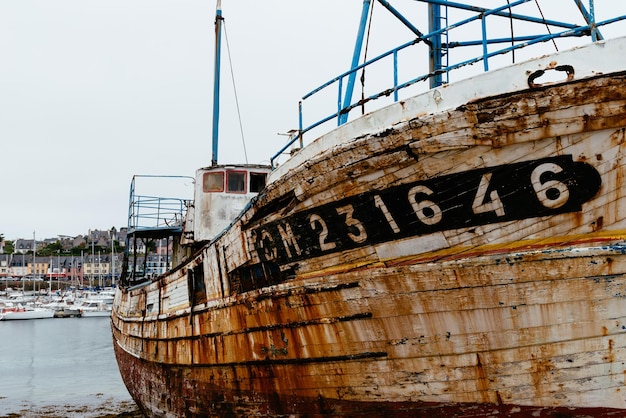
[0,399,144,418]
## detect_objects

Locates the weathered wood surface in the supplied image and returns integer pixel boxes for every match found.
[113,246,626,415]
[112,47,626,416]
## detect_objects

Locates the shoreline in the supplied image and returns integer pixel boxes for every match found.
[0,400,143,418]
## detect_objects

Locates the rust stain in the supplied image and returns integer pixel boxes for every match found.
[606,339,615,363]
[474,353,493,404]
[112,68,626,416]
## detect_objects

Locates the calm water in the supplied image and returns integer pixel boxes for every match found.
[0,317,139,417]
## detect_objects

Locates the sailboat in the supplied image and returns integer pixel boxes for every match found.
[0,302,54,320]
[112,1,626,416]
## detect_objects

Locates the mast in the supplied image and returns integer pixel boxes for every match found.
[340,0,372,125]
[111,236,115,286]
[211,0,224,166]
[428,2,444,88]
[91,238,95,289]
[33,231,36,282]
[49,256,52,294]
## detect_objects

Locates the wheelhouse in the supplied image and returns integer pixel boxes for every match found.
[123,164,271,285]
[187,164,271,242]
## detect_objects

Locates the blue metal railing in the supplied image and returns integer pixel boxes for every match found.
[270,0,625,167]
[127,175,194,235]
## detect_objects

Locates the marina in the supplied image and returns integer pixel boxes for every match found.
[111,0,626,416]
[0,288,114,320]
[0,317,137,417]
[1,0,625,416]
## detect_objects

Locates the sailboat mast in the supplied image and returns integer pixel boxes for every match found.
[211,0,224,166]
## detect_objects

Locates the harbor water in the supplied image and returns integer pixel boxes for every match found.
[0,317,141,417]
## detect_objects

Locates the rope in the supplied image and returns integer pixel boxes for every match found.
[360,1,375,115]
[534,0,558,51]
[222,21,249,164]
[507,0,515,63]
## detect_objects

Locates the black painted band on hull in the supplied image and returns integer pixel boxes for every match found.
[248,156,601,265]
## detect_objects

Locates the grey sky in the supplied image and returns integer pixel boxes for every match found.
[1,1,624,241]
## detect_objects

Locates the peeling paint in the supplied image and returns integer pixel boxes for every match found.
[113,41,626,417]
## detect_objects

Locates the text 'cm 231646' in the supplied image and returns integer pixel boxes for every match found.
[248,155,601,264]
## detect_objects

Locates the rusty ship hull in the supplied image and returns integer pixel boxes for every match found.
[112,2,626,416]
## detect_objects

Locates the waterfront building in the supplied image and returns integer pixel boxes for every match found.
[2,227,129,285]
[0,255,9,277]
[13,239,44,255]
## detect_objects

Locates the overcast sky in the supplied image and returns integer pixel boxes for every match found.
[1,0,624,241]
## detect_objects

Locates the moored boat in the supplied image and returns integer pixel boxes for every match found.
[42,299,82,318]
[76,299,112,317]
[0,304,54,321]
[112,1,626,416]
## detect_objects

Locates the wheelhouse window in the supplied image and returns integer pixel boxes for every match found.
[250,172,267,193]
[203,172,224,192]
[227,171,246,193]
[203,169,267,194]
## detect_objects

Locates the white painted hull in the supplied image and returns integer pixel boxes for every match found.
[1,308,55,320]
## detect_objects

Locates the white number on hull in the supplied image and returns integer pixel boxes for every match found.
[408,185,443,225]
[531,163,570,208]
[336,204,368,243]
[309,214,337,251]
[472,173,506,217]
[374,194,401,233]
